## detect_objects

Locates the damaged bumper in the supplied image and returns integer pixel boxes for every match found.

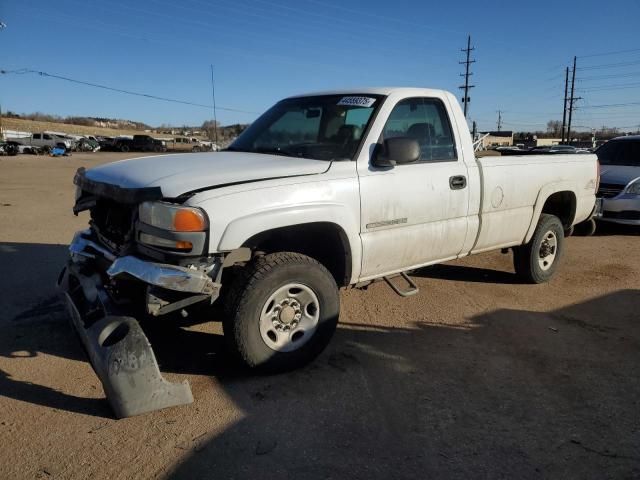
[58,230,222,418]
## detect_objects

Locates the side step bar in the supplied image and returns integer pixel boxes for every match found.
[383,272,419,297]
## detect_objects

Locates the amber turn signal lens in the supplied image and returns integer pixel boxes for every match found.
[175,240,193,250]
[173,209,206,232]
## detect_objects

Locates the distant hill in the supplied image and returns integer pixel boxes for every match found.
[2,111,151,131]
[1,111,249,142]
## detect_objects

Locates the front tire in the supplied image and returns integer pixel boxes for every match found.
[514,214,564,284]
[223,252,339,372]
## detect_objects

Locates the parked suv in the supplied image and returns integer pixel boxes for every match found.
[596,135,640,225]
[131,135,166,152]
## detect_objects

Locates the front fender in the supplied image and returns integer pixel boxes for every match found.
[217,203,362,283]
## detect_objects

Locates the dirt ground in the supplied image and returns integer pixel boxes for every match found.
[0,152,639,479]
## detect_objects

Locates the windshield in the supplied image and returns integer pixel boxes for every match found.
[228,94,383,160]
[596,139,640,166]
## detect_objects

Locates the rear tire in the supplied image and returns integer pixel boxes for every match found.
[514,214,564,284]
[120,144,130,153]
[223,252,339,372]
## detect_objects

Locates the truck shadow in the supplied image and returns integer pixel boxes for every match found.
[164,289,640,479]
[412,263,519,284]
[593,221,640,237]
[0,242,110,417]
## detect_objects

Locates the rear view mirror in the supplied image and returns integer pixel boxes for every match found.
[372,137,420,168]
[306,109,321,118]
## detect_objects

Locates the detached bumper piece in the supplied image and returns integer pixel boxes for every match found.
[58,263,194,418]
[55,231,221,418]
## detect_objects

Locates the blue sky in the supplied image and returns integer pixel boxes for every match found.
[1,0,639,131]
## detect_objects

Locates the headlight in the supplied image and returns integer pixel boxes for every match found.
[624,178,640,196]
[138,202,207,232]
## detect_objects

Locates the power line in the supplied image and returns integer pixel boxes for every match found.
[0,68,259,114]
[578,47,640,58]
[579,101,640,109]
[577,71,640,81]
[577,82,640,92]
[459,35,475,118]
[578,60,640,70]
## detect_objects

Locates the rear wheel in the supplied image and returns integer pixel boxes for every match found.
[120,144,130,153]
[223,252,339,372]
[514,214,564,284]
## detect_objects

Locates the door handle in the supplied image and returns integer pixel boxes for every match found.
[449,175,467,190]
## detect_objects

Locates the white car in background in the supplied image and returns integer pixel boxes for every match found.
[596,135,640,225]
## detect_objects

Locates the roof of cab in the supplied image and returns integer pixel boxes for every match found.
[285,87,450,99]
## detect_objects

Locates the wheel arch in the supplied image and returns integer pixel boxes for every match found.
[215,203,361,286]
[238,222,353,287]
[525,183,577,243]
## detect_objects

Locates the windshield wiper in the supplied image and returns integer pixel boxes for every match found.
[253,146,297,157]
[224,145,298,157]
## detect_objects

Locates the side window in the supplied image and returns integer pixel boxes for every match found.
[618,141,640,167]
[43,134,52,140]
[380,97,457,162]
[33,134,41,139]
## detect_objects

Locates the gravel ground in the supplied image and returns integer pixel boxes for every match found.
[0,152,638,479]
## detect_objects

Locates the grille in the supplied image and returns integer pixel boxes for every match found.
[89,198,135,252]
[597,182,625,199]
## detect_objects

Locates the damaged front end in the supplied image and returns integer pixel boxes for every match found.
[57,169,227,418]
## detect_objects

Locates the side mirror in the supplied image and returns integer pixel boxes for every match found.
[372,137,420,168]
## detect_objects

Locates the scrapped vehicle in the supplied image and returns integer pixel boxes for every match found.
[5,140,44,154]
[0,141,18,155]
[131,134,166,152]
[59,88,598,417]
[595,135,640,225]
[8,132,74,150]
[76,137,101,152]
[170,136,210,152]
[112,136,134,152]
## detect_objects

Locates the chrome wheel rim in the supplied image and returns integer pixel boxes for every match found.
[538,231,558,271]
[259,283,320,352]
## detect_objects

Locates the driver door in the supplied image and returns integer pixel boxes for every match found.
[358,96,470,279]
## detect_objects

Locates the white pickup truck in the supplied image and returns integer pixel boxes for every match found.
[59,88,598,416]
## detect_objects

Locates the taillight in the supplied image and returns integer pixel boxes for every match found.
[596,159,601,192]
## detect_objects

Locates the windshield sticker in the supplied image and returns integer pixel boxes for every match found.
[337,96,376,108]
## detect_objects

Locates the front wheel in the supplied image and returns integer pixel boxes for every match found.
[223,252,339,372]
[513,214,565,284]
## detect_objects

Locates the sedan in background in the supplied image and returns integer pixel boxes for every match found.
[596,135,640,225]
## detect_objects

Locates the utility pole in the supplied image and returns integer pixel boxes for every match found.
[210,64,218,145]
[496,110,502,131]
[566,56,582,146]
[561,67,569,143]
[459,35,475,118]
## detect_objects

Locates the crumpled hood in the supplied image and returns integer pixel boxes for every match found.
[84,151,331,197]
[599,165,640,186]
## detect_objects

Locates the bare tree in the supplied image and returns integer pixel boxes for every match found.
[546,120,562,137]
